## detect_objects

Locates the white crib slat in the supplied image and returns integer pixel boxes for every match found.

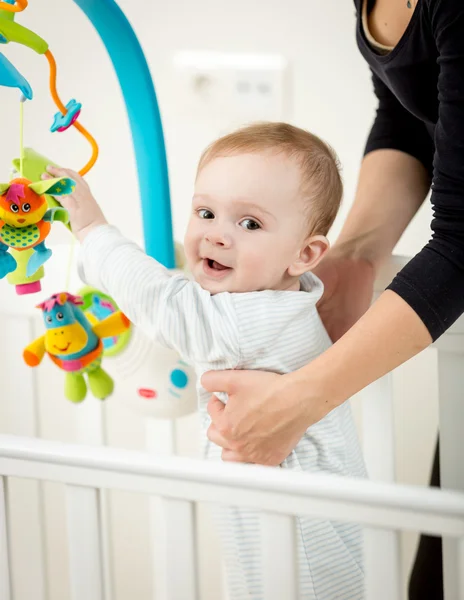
[362,374,396,481]
[436,348,464,600]
[0,478,11,600]
[361,373,401,600]
[98,490,113,600]
[151,497,197,600]
[74,398,113,600]
[147,418,198,599]
[66,485,104,600]
[7,478,49,600]
[261,513,297,600]
[458,537,464,600]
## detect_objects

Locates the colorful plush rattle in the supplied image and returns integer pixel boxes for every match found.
[0,176,74,294]
[0,0,99,294]
[23,292,130,403]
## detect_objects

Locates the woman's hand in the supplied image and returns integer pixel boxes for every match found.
[202,369,328,465]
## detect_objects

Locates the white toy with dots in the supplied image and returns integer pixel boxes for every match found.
[105,323,197,421]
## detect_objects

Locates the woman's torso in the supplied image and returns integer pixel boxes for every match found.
[355,0,438,136]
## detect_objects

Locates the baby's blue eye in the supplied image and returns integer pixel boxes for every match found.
[198,208,214,219]
[240,218,260,231]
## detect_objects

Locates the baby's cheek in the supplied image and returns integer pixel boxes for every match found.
[264,243,292,275]
[241,247,267,279]
[183,229,196,261]
[183,247,196,273]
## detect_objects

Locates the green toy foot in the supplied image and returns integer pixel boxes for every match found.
[0,249,17,279]
[26,243,52,277]
[65,372,87,403]
[88,367,114,400]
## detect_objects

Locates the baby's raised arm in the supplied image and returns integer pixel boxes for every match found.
[43,165,239,367]
[78,224,239,367]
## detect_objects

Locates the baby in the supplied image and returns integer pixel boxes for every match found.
[48,122,366,600]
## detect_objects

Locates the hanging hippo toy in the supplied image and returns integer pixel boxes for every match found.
[23,292,131,403]
[0,175,74,294]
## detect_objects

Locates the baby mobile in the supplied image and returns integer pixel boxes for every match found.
[0,0,130,401]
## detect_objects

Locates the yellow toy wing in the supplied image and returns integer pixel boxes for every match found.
[92,311,130,339]
[23,335,46,367]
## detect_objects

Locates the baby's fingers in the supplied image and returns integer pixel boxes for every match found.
[43,165,87,188]
[42,165,66,179]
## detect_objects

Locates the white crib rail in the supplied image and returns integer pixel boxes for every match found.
[1,435,464,600]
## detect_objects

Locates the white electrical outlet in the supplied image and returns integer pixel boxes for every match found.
[172,50,290,121]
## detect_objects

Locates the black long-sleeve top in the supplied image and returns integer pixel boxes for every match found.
[354,0,464,340]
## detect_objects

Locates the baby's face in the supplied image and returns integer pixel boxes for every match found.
[184,151,310,294]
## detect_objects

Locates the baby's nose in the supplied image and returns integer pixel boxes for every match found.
[205,230,231,247]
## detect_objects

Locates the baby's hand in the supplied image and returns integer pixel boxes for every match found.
[42,166,108,243]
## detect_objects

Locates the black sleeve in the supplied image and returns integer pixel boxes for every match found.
[385,1,464,340]
[364,69,434,174]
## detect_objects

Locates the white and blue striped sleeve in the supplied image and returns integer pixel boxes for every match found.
[77,224,240,367]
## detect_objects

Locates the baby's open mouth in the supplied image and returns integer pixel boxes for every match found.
[206,258,229,271]
[203,258,232,277]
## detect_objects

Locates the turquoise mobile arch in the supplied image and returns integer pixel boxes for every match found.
[73,0,175,268]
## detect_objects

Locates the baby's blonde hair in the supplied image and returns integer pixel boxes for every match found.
[196,122,343,236]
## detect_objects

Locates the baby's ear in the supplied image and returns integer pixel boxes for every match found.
[288,235,330,277]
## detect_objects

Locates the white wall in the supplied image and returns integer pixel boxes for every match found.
[0,1,439,599]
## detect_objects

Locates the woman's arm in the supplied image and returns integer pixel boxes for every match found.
[334,149,430,269]
[295,290,432,412]
[315,147,430,342]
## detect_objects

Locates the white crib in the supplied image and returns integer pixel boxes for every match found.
[0,253,463,600]
[1,435,464,600]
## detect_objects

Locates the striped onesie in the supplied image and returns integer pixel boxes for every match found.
[79,225,367,600]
